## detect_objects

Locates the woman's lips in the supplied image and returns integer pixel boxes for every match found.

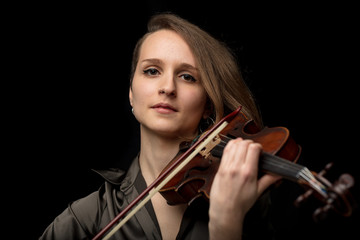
[151,103,178,113]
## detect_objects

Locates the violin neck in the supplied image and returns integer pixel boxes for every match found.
[260,153,303,182]
[212,145,328,197]
[212,145,304,182]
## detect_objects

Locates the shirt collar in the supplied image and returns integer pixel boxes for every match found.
[92,154,140,192]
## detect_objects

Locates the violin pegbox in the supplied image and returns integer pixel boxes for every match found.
[294,162,356,222]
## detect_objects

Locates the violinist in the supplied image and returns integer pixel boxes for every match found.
[40,13,281,240]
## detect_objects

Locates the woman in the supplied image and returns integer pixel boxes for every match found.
[40,13,280,240]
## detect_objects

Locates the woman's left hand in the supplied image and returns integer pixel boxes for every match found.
[208,138,280,239]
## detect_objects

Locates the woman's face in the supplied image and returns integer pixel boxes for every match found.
[129,29,208,139]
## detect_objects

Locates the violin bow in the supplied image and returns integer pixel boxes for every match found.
[92,107,242,240]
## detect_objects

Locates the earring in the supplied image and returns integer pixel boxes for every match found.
[199,116,215,133]
[131,107,134,114]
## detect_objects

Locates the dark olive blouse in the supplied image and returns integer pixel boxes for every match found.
[40,156,274,240]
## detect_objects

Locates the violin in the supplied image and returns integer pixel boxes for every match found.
[93,106,356,240]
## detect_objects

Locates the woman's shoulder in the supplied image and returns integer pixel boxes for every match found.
[39,186,109,239]
[39,168,128,239]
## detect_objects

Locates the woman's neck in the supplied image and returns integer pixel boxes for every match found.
[138,126,185,184]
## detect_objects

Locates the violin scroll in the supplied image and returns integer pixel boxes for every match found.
[294,162,356,222]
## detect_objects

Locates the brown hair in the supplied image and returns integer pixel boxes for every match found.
[130,13,262,126]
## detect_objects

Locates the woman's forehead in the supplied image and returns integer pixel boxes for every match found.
[138,30,197,67]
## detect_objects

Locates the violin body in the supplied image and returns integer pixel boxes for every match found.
[159,109,302,205]
[159,107,355,221]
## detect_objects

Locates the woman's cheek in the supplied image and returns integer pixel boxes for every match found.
[133,80,155,105]
[184,88,207,113]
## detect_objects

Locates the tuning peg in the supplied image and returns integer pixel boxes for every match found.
[294,188,313,207]
[313,203,333,222]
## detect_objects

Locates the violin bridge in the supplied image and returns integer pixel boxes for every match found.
[199,134,221,158]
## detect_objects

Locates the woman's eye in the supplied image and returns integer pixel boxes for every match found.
[143,68,159,76]
[180,74,196,82]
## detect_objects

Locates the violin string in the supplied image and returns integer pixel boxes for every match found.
[215,134,329,195]
[216,138,302,172]
[215,134,314,181]
[298,168,328,197]
[217,134,303,173]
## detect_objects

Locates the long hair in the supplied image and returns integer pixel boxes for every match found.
[130,13,262,127]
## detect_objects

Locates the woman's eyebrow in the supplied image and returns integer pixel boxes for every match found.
[141,58,163,65]
[141,58,198,72]
[179,63,198,72]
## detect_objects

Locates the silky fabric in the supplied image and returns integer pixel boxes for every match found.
[40,156,274,240]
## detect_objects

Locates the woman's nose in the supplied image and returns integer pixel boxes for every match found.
[159,74,176,97]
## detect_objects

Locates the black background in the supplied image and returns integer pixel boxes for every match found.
[6,1,359,239]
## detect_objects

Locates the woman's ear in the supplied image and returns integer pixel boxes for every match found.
[129,87,133,107]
